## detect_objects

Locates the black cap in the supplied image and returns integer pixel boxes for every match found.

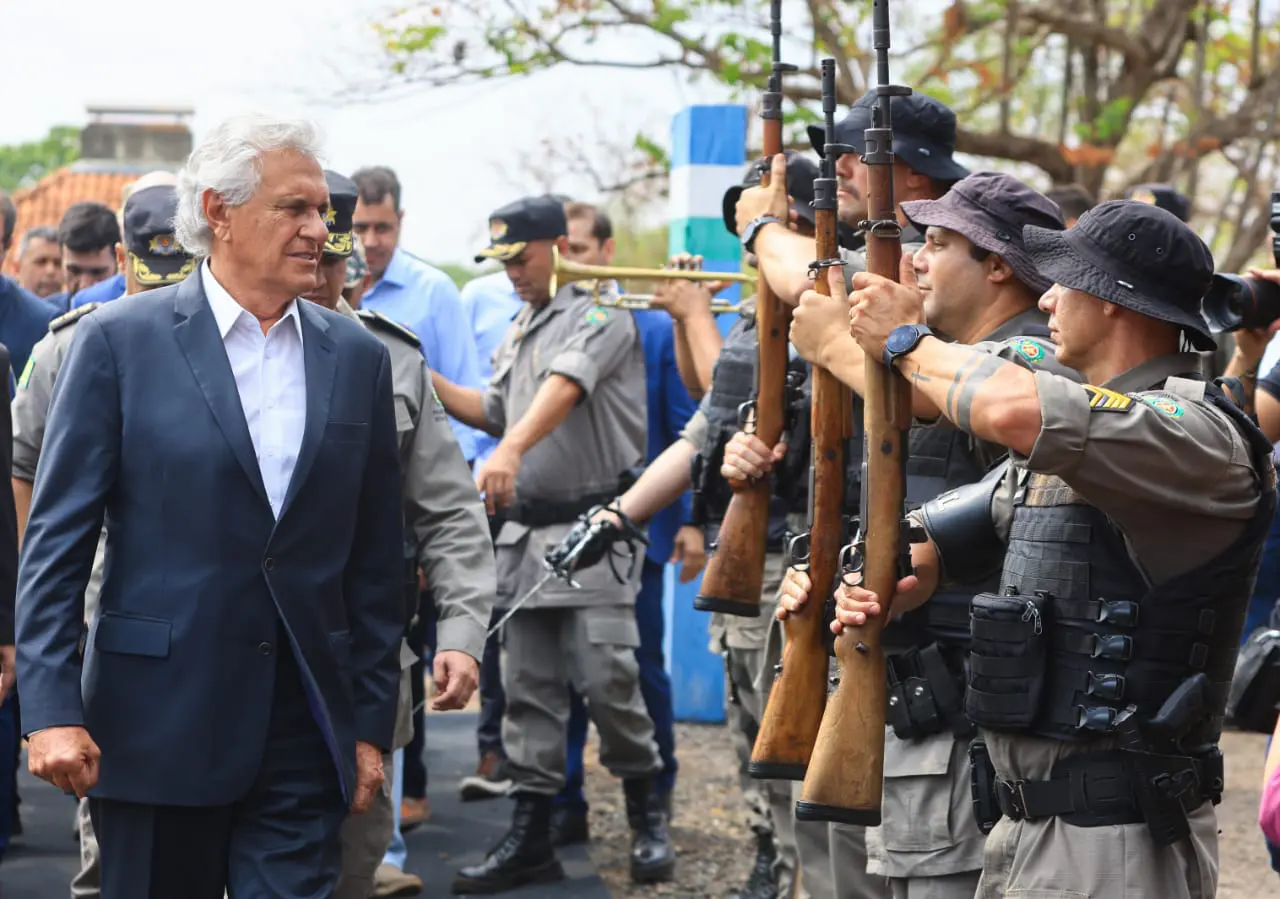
[1023,200,1216,350]
[1124,183,1191,223]
[122,185,194,287]
[476,196,567,263]
[323,170,358,259]
[807,91,969,183]
[722,152,820,235]
[901,172,1065,295]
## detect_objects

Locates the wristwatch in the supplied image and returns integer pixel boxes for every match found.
[741,215,781,254]
[882,324,934,369]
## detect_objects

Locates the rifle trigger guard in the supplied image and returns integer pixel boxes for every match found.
[786,532,812,570]
[737,399,758,434]
[807,256,845,281]
[839,541,866,584]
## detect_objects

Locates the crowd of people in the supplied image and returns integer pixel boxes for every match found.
[0,84,1277,899]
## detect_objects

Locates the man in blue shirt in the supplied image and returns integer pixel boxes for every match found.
[549,202,697,844]
[41,202,121,315]
[352,166,484,463]
[0,191,57,397]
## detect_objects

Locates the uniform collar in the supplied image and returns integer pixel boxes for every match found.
[978,306,1048,343]
[201,260,303,343]
[1103,352,1203,394]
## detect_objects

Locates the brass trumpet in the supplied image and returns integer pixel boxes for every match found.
[551,247,752,313]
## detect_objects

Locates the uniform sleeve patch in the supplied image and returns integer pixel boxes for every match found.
[17,357,33,390]
[1139,394,1185,418]
[1082,384,1135,412]
[1012,338,1048,364]
[584,307,611,326]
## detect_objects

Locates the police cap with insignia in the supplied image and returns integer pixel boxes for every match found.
[475,195,567,263]
[1023,199,1217,350]
[123,185,195,287]
[324,170,358,259]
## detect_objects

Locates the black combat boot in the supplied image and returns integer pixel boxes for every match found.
[729,831,779,899]
[451,793,565,894]
[550,803,590,846]
[623,777,675,883]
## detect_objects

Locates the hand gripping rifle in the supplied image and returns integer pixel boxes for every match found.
[748,58,853,782]
[695,0,797,618]
[796,0,913,825]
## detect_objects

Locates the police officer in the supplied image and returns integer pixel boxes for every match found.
[763,172,1070,899]
[832,200,1274,899]
[302,171,495,899]
[430,195,673,893]
[729,92,969,899]
[10,183,197,899]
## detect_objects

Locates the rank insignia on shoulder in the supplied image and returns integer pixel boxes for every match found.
[1012,338,1048,364]
[1082,384,1134,412]
[584,307,611,326]
[1139,394,1185,418]
[17,356,34,390]
[49,303,100,333]
[355,309,421,348]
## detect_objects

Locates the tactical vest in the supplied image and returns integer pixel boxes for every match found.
[967,380,1277,748]
[691,311,810,549]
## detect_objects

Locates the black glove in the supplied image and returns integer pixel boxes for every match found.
[545,516,620,576]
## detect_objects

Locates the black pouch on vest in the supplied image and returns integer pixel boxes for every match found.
[1227,627,1280,734]
[885,644,971,740]
[966,591,1052,730]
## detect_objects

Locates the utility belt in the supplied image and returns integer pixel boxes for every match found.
[886,642,973,741]
[969,739,1223,846]
[506,489,618,529]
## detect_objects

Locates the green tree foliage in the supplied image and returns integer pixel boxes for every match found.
[0,127,81,192]
[368,0,1280,268]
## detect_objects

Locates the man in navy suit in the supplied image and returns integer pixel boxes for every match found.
[14,115,405,898]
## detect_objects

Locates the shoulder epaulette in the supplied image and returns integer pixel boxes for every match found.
[49,303,101,333]
[355,308,421,348]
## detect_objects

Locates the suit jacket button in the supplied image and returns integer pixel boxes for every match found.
[258,642,273,656]
[263,557,274,571]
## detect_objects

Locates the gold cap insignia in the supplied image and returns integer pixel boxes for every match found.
[148,234,182,256]
[1129,188,1157,206]
[324,207,337,227]
[490,219,508,241]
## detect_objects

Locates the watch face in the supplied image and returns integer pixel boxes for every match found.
[887,326,917,355]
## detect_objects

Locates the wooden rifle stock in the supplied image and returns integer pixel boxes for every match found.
[695,0,795,619]
[797,2,912,824]
[749,58,849,781]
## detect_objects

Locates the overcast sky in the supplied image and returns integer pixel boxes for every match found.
[0,0,736,267]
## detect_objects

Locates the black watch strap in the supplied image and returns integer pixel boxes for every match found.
[742,215,781,254]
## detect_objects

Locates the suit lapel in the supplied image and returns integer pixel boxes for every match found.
[172,275,271,510]
[279,301,336,520]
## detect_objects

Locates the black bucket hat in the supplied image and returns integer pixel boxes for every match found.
[1022,200,1217,350]
[901,172,1065,295]
[722,151,819,235]
[807,90,969,183]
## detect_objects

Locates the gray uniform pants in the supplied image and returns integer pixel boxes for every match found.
[715,552,801,896]
[502,605,659,794]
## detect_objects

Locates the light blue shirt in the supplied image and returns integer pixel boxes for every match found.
[460,270,523,465]
[362,248,483,461]
[202,262,307,520]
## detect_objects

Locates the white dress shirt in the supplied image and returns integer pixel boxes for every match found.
[202,261,307,519]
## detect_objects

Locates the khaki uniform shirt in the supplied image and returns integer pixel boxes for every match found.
[340,301,494,664]
[485,286,647,609]
[13,306,107,618]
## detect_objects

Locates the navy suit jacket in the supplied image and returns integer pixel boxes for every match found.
[15,274,405,806]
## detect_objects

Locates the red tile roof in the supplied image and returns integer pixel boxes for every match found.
[5,167,139,274]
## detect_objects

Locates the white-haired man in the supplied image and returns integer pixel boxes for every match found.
[14,115,405,898]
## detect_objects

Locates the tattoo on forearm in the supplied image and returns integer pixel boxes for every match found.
[944,354,985,422]
[953,355,1007,433]
[904,360,932,386]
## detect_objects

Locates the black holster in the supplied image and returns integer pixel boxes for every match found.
[885,644,973,741]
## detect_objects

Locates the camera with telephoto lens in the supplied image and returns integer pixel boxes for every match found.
[1202,191,1280,332]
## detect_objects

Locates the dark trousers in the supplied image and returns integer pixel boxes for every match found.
[0,694,16,861]
[404,608,432,800]
[90,624,347,899]
[556,558,676,810]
